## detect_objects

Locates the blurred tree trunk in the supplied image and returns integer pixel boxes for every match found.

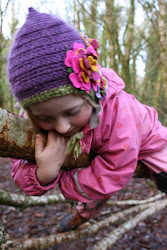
[123,0,135,88]
[104,0,135,87]
[0,0,4,107]
[153,0,167,111]
[90,0,98,38]
[0,0,16,111]
[104,0,118,70]
[8,0,18,112]
[73,0,81,30]
[99,27,108,67]
[77,0,98,38]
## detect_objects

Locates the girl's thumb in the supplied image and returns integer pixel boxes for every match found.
[35,134,43,156]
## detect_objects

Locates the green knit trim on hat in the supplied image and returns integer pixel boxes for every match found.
[21,85,96,108]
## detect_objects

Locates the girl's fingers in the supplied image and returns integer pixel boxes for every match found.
[35,134,44,157]
[47,130,57,144]
[47,130,66,149]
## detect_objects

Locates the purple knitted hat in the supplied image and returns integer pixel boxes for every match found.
[8,7,108,108]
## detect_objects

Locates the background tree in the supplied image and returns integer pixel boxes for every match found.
[138,0,167,123]
[0,0,11,108]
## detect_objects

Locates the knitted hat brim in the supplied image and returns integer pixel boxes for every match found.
[21,85,96,109]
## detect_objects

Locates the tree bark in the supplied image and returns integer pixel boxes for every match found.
[0,107,149,177]
[153,0,167,110]
[104,0,118,70]
[0,189,72,208]
[0,107,94,169]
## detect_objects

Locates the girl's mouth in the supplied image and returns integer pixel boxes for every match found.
[63,128,80,137]
[63,130,76,137]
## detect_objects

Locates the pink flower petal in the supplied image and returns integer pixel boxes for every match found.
[92,81,98,91]
[69,73,81,88]
[64,50,75,67]
[91,71,100,81]
[90,39,99,49]
[69,72,91,94]
[101,79,106,89]
[78,71,83,82]
[84,68,91,78]
[81,81,91,93]
[73,42,85,52]
[77,49,85,58]
[87,46,97,56]
[83,55,90,68]
[71,56,81,73]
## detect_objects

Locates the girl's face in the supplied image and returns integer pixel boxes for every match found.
[29,95,92,137]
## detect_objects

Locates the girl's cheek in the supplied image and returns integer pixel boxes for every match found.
[37,121,53,131]
[74,109,92,127]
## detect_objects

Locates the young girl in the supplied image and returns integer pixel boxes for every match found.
[8,7,167,232]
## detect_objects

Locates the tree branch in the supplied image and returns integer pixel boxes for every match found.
[92,198,167,249]
[2,196,166,249]
[0,189,73,208]
[1,188,164,209]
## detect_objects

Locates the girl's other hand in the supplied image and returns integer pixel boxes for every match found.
[35,130,66,185]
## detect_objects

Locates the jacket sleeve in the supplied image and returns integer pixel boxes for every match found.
[59,92,141,203]
[11,158,61,196]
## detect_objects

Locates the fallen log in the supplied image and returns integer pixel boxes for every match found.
[0,107,149,177]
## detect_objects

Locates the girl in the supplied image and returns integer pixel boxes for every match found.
[8,8,167,232]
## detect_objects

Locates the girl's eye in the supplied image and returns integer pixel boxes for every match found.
[66,109,80,117]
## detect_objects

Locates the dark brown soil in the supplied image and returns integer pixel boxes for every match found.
[0,157,167,249]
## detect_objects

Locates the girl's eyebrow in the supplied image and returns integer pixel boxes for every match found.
[35,115,53,118]
[33,101,85,116]
[35,106,80,118]
[63,102,84,112]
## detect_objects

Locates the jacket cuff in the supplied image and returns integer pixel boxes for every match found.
[28,166,61,195]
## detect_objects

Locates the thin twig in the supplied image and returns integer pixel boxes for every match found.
[107,193,165,206]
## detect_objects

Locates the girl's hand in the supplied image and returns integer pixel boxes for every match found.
[35,130,66,185]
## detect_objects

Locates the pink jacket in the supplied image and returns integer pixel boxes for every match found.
[11,68,167,202]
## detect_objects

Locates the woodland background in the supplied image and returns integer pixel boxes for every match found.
[0,0,167,249]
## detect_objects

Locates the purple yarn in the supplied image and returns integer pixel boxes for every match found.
[8,7,86,102]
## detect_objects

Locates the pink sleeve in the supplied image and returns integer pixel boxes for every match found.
[59,93,140,203]
[11,158,60,196]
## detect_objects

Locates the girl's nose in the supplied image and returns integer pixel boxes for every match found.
[54,118,70,134]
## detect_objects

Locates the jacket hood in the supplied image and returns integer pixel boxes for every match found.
[100,67,125,107]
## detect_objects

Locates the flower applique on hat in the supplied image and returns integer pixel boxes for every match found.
[64,34,108,100]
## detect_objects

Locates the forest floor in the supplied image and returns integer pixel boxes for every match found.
[1,157,167,250]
